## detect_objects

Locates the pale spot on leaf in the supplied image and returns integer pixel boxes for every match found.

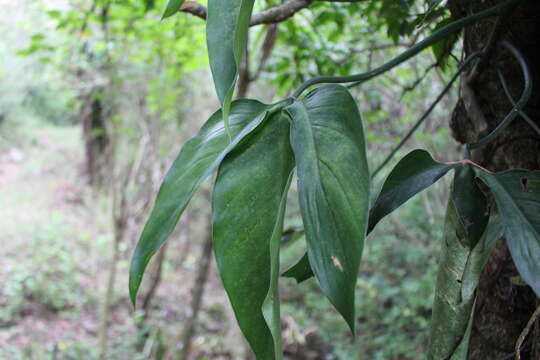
[332,256,344,272]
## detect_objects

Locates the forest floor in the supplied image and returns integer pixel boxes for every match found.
[0,123,246,359]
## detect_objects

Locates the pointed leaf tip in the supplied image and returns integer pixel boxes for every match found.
[161,0,186,20]
[476,169,540,296]
[128,100,270,308]
[213,112,294,359]
[288,84,370,332]
[207,0,255,136]
[369,149,459,233]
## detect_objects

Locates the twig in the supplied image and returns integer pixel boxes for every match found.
[400,62,438,98]
[445,159,493,173]
[496,68,540,137]
[179,0,367,26]
[336,42,411,66]
[371,52,483,179]
[179,1,207,20]
[515,306,540,360]
[468,41,532,149]
[515,304,540,360]
[291,0,525,99]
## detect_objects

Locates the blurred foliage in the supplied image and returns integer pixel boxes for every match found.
[0,214,89,326]
[253,0,455,96]
[8,0,207,140]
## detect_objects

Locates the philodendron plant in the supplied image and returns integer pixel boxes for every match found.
[129,0,539,358]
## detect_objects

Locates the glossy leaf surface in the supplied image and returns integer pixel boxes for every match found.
[129,100,270,305]
[287,84,370,332]
[282,254,312,283]
[369,149,458,233]
[476,169,540,296]
[207,0,254,132]
[213,113,294,359]
[161,0,185,19]
[451,166,489,248]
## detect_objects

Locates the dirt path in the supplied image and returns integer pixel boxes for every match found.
[0,126,105,355]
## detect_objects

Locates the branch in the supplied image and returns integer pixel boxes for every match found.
[251,0,311,26]
[180,1,207,20]
[180,0,365,26]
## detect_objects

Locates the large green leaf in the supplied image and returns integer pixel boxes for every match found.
[428,198,491,359]
[287,84,370,332]
[369,149,458,233]
[161,0,185,19]
[212,113,294,360]
[476,169,540,296]
[283,149,459,284]
[129,100,272,305]
[451,166,489,248]
[207,0,254,133]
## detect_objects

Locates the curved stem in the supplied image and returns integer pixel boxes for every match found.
[496,67,540,137]
[290,0,525,99]
[468,40,533,149]
[371,52,483,179]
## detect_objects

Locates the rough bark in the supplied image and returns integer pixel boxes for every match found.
[448,0,540,358]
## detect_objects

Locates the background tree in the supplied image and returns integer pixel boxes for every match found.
[447,1,540,358]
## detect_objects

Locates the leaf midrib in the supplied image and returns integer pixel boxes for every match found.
[296,101,351,274]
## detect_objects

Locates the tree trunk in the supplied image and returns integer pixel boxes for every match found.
[174,229,213,360]
[82,87,110,186]
[448,0,540,358]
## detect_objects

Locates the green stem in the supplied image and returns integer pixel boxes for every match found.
[468,40,532,149]
[496,67,540,137]
[371,52,483,179]
[270,97,294,111]
[291,0,525,99]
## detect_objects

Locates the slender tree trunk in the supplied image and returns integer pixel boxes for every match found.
[174,229,214,360]
[448,0,540,358]
[98,130,129,360]
[237,47,251,99]
[141,244,167,313]
[82,88,110,186]
[98,200,126,360]
[237,24,278,99]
